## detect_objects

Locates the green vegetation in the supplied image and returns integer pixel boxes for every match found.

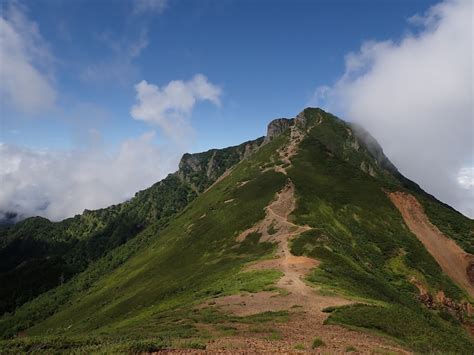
[294,343,305,350]
[0,336,170,354]
[266,332,283,341]
[0,133,288,350]
[0,174,196,315]
[1,107,472,353]
[0,137,265,317]
[178,137,264,192]
[267,222,278,235]
[311,337,325,348]
[0,309,288,353]
[288,109,473,352]
[418,194,474,253]
[326,304,472,353]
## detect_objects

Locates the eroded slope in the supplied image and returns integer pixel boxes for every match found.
[389,191,474,298]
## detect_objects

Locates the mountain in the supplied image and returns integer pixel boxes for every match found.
[0,137,263,316]
[0,108,472,353]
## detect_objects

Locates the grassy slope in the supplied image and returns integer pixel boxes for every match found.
[288,109,473,353]
[178,137,264,192]
[0,138,259,317]
[0,175,196,315]
[1,109,472,353]
[0,135,288,351]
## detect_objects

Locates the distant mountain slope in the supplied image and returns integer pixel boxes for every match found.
[0,108,472,353]
[0,138,263,316]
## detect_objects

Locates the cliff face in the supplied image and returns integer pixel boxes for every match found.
[263,118,294,144]
[177,137,264,192]
[177,113,307,190]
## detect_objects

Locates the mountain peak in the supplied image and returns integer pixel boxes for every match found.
[1,107,473,354]
[264,117,294,143]
[263,107,322,144]
[261,107,399,184]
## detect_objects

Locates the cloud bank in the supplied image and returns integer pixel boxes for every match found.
[313,0,473,217]
[0,2,220,222]
[131,74,221,142]
[0,132,180,221]
[0,73,220,221]
[0,1,56,113]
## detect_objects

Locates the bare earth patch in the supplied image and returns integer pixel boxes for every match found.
[196,182,409,353]
[166,128,408,353]
[389,191,474,298]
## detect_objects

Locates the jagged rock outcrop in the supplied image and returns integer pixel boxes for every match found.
[177,137,264,192]
[263,118,294,143]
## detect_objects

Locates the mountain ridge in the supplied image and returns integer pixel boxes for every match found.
[0,107,473,353]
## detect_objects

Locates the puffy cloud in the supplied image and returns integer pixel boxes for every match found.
[0,2,56,113]
[131,74,221,142]
[0,132,181,221]
[0,71,218,221]
[133,0,167,15]
[312,0,473,217]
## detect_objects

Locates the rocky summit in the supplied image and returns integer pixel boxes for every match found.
[0,108,473,353]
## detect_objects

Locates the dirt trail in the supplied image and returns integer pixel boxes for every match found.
[272,123,306,175]
[182,126,408,353]
[203,182,408,353]
[389,191,474,298]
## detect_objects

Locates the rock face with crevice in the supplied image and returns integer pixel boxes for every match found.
[177,137,264,192]
[263,118,295,143]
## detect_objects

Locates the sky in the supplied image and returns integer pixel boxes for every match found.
[0,0,472,220]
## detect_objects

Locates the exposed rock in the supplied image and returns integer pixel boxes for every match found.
[177,137,264,192]
[294,110,309,128]
[417,288,472,322]
[263,118,294,143]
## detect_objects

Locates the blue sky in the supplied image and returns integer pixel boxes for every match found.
[1,0,472,220]
[1,0,439,151]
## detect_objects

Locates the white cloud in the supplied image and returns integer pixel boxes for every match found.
[0,132,181,221]
[312,0,473,217]
[133,0,167,15]
[0,2,56,113]
[0,68,215,222]
[131,74,221,142]
[457,167,474,189]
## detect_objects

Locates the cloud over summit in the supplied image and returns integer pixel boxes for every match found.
[313,0,473,217]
